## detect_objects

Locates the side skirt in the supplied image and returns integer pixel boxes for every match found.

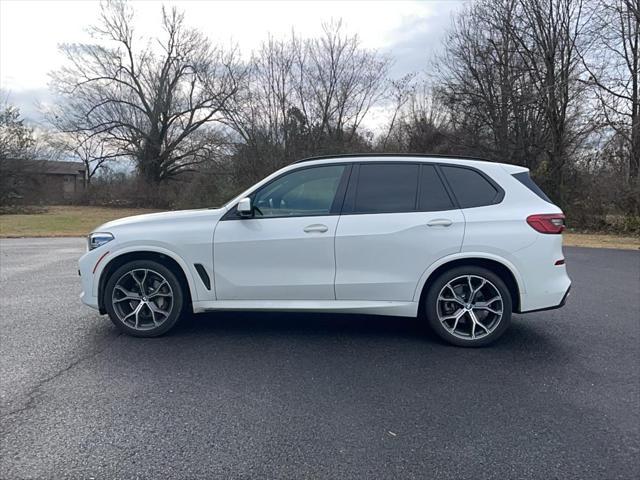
[192,300,419,318]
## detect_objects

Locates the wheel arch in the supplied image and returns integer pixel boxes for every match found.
[97,249,195,314]
[415,255,522,313]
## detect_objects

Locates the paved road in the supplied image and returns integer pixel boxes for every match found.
[0,238,638,479]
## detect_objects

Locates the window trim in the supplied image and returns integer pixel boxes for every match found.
[221,163,352,221]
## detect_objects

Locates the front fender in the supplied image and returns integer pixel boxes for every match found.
[92,243,200,303]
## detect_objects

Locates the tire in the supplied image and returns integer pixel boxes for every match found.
[104,259,185,337]
[424,266,512,347]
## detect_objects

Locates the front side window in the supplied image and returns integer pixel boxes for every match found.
[252,165,346,217]
[354,163,419,214]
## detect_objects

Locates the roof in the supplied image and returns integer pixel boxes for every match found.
[293,153,494,164]
[5,159,85,176]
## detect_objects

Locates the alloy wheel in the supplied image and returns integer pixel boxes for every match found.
[436,275,504,340]
[111,268,174,331]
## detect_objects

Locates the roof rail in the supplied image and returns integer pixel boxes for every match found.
[292,152,494,164]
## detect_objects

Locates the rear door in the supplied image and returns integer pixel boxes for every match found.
[334,162,465,301]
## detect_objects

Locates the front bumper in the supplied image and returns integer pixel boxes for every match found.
[78,250,101,311]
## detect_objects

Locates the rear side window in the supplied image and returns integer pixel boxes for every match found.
[419,165,455,211]
[441,166,500,208]
[512,172,552,203]
[354,163,419,213]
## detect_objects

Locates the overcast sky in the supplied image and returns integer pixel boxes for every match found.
[0,0,466,126]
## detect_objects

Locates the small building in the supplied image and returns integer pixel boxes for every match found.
[1,159,85,204]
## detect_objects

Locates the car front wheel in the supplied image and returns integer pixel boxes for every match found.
[425,266,512,347]
[104,260,184,337]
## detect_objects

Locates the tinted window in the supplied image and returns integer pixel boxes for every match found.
[513,172,552,203]
[441,166,499,208]
[355,164,419,213]
[253,165,346,217]
[419,165,454,211]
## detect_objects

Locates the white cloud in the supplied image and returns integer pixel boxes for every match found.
[0,0,466,123]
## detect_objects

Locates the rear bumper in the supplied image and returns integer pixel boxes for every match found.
[519,284,571,314]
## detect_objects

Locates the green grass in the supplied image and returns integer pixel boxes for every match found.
[0,205,159,237]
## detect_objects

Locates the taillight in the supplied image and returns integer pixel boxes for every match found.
[526,214,565,234]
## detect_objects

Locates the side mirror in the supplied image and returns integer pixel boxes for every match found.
[237,197,253,217]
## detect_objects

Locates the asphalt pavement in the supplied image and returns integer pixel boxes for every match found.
[0,238,638,479]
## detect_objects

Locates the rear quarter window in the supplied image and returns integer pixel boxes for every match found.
[512,172,552,203]
[440,165,502,208]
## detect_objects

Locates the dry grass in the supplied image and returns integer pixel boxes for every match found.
[563,232,639,250]
[1,206,638,250]
[0,205,160,238]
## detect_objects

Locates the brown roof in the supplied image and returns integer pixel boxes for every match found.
[39,161,85,175]
[6,159,85,176]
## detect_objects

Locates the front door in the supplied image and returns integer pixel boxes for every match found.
[213,164,350,300]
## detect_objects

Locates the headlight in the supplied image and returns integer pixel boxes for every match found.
[88,232,114,250]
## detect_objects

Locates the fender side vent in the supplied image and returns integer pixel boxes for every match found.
[194,263,211,290]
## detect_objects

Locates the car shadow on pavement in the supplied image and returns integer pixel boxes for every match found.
[156,310,566,356]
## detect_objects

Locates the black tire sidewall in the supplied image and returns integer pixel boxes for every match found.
[425,266,512,347]
[104,260,184,337]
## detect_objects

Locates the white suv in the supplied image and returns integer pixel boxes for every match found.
[79,154,571,346]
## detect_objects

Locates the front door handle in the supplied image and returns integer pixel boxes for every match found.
[426,218,453,227]
[304,224,329,234]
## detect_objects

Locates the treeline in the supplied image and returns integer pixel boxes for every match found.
[1,0,638,232]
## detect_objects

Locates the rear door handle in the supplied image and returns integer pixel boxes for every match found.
[304,224,329,233]
[426,218,453,227]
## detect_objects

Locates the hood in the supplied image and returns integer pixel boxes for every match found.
[94,208,226,232]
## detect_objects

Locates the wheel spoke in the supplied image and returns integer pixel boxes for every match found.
[147,301,169,319]
[451,310,465,332]
[134,303,142,328]
[145,303,159,326]
[439,284,465,305]
[474,296,501,308]
[147,280,169,299]
[441,309,465,322]
[469,309,490,335]
[469,278,486,303]
[130,269,148,294]
[113,285,141,302]
[473,305,503,315]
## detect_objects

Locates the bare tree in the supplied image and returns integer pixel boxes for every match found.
[50,131,125,186]
[511,0,589,197]
[50,0,242,185]
[377,82,452,154]
[582,0,639,183]
[381,73,417,151]
[434,0,547,168]
[223,22,390,182]
[300,21,390,147]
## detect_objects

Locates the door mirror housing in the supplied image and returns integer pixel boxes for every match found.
[237,197,253,217]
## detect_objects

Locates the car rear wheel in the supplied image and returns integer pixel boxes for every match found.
[104,260,184,337]
[425,266,512,347]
